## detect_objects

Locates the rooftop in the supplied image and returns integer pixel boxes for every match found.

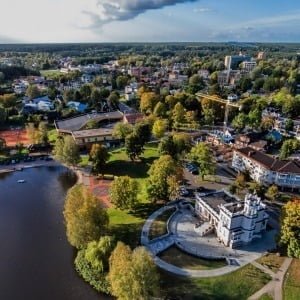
[72,128,113,139]
[55,111,123,132]
[197,190,240,214]
[236,147,300,174]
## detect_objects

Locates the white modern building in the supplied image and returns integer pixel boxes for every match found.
[195,190,268,248]
[232,147,300,189]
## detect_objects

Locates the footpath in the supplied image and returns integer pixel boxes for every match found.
[248,258,293,300]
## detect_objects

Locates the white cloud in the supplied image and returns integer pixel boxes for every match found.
[193,7,212,13]
[83,0,198,29]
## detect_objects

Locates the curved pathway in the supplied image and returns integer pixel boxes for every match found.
[248,258,293,300]
[141,201,277,278]
[141,203,241,278]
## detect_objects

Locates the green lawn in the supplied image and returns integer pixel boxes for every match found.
[149,207,176,240]
[40,69,61,78]
[159,246,227,270]
[284,259,300,300]
[105,144,161,248]
[257,253,285,273]
[160,263,271,300]
[259,293,273,300]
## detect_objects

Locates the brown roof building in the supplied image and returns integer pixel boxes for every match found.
[232,147,300,189]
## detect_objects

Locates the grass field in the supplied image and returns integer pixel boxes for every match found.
[283,259,300,300]
[160,263,271,300]
[159,246,227,270]
[40,69,61,78]
[148,207,176,240]
[105,144,161,247]
[257,253,285,273]
[259,293,273,300]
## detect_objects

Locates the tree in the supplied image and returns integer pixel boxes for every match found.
[75,236,115,293]
[153,101,167,117]
[54,135,80,166]
[26,85,40,100]
[285,118,294,132]
[140,92,159,114]
[147,155,182,201]
[0,94,17,108]
[280,199,300,258]
[232,113,248,132]
[116,75,129,89]
[172,102,185,128]
[235,173,247,193]
[64,184,108,249]
[110,176,139,210]
[109,243,159,300]
[187,74,204,94]
[134,121,152,144]
[108,242,134,300]
[38,122,49,144]
[89,144,109,173]
[280,139,300,159]
[152,119,167,139]
[0,105,7,124]
[63,89,74,104]
[26,123,40,144]
[266,185,279,202]
[80,84,92,103]
[112,122,133,140]
[159,136,177,158]
[167,175,181,201]
[189,143,216,180]
[108,92,119,109]
[125,133,144,161]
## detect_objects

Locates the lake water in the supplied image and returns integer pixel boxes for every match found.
[0,166,110,300]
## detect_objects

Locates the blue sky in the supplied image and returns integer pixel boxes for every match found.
[0,0,299,43]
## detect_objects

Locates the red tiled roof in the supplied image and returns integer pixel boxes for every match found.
[235,147,300,175]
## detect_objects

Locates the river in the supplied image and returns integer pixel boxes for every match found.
[0,166,110,300]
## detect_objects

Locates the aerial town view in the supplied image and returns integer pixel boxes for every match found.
[0,1,300,300]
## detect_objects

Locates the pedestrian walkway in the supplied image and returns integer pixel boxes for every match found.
[248,257,293,300]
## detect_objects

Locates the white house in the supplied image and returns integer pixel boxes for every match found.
[232,147,300,190]
[195,190,268,248]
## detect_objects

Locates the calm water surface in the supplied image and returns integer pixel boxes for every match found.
[0,166,110,300]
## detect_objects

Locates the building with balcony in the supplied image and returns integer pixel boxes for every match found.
[195,190,268,248]
[232,147,300,190]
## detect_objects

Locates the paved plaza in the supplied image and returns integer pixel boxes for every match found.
[141,201,278,277]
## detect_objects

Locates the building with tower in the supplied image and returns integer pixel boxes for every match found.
[195,190,269,248]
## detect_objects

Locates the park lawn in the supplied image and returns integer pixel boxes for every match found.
[105,144,161,247]
[159,246,227,270]
[258,293,273,300]
[257,253,285,273]
[40,69,61,78]
[160,263,271,300]
[149,207,176,240]
[284,259,300,300]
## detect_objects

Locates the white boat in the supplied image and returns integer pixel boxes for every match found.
[17,180,26,183]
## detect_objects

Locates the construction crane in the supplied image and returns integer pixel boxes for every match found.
[196,93,242,132]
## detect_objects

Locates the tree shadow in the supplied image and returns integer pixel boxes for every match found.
[130,202,163,219]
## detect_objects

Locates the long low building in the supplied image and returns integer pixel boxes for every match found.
[55,111,124,133]
[71,128,115,146]
[195,190,268,248]
[232,147,300,189]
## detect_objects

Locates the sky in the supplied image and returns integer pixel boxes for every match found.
[0,0,299,43]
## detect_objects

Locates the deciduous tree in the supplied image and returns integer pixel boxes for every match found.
[63,184,109,249]
[110,176,139,210]
[280,199,300,258]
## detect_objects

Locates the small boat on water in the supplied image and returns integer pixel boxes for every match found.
[17,179,26,183]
